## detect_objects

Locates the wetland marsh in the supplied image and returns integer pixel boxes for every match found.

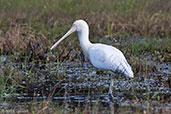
[0,0,170,113]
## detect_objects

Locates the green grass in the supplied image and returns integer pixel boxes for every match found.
[0,0,170,59]
[129,39,170,55]
[0,0,171,37]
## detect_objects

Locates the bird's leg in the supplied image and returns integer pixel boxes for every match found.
[82,56,88,69]
[108,72,114,99]
[109,79,113,95]
[105,72,115,113]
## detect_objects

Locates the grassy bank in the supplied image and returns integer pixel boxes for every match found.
[0,0,171,37]
[0,0,170,60]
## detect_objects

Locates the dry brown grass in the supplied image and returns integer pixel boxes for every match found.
[0,22,49,60]
[0,0,170,61]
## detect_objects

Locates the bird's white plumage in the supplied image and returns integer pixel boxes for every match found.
[88,44,133,77]
[50,19,134,78]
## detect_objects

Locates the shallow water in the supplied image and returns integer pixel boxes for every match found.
[0,37,170,113]
[0,59,170,113]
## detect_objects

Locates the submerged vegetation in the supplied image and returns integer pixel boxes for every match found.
[0,0,170,113]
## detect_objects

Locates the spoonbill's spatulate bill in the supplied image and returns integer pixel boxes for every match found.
[50,19,134,97]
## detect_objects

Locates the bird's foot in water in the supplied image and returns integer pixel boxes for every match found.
[103,93,116,106]
[108,92,115,102]
[82,62,88,69]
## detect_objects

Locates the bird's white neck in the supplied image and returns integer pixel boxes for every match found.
[77,29,92,59]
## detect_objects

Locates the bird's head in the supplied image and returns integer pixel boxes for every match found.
[72,20,88,32]
[50,19,88,51]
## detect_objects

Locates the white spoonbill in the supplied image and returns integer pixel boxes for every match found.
[50,20,134,97]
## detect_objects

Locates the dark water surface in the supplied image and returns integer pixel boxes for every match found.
[0,59,170,113]
[0,38,170,113]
